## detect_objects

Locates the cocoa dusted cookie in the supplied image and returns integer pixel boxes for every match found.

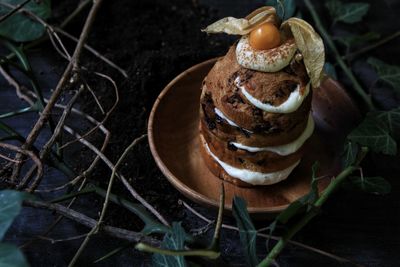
[198,6,325,187]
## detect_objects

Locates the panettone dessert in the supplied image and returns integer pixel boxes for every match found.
[199,7,325,187]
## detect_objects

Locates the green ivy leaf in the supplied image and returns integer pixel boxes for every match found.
[342,141,359,168]
[336,32,380,48]
[368,57,400,93]
[0,243,29,267]
[153,222,188,267]
[265,0,296,20]
[0,190,32,240]
[0,0,51,42]
[370,108,400,139]
[232,197,258,267]
[348,116,397,155]
[351,176,391,195]
[326,0,369,24]
[324,62,338,80]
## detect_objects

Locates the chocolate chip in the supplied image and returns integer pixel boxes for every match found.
[256,159,266,166]
[227,142,238,151]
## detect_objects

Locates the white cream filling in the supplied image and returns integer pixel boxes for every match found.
[205,143,300,185]
[235,77,310,114]
[214,108,253,133]
[236,35,297,72]
[231,113,314,156]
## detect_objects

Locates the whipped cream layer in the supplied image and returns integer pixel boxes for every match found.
[236,35,297,72]
[231,113,314,156]
[205,142,300,185]
[214,108,253,133]
[235,77,310,114]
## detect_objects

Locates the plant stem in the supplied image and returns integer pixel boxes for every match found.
[304,0,375,111]
[68,134,147,266]
[135,243,220,259]
[344,31,400,61]
[257,166,357,267]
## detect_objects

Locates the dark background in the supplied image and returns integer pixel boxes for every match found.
[2,0,400,266]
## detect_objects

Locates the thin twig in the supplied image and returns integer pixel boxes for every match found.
[0,143,43,186]
[55,27,129,78]
[0,65,35,106]
[62,125,169,227]
[68,133,148,266]
[59,71,119,150]
[24,199,160,246]
[38,233,88,244]
[180,200,360,266]
[0,152,21,163]
[0,0,31,23]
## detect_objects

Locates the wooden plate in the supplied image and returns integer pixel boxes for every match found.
[148,58,359,217]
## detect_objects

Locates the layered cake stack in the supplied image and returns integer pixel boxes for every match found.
[199,7,324,187]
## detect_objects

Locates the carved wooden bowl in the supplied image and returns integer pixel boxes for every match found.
[148,58,360,217]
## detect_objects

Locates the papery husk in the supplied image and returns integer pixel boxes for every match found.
[202,6,277,35]
[281,18,325,88]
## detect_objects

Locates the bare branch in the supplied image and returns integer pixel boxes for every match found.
[24,199,160,246]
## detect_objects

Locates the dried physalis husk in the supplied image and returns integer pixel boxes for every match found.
[202,6,277,35]
[281,18,325,88]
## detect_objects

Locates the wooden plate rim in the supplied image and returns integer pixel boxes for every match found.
[148,58,313,214]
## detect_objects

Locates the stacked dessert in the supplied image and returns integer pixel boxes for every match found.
[199,7,324,187]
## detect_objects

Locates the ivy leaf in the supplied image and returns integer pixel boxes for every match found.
[369,108,400,139]
[368,57,400,93]
[351,176,391,195]
[153,222,188,267]
[0,190,32,240]
[0,0,51,42]
[342,141,359,168]
[0,243,29,267]
[348,116,397,155]
[265,0,296,20]
[336,32,380,48]
[326,0,369,24]
[324,62,338,80]
[232,197,258,267]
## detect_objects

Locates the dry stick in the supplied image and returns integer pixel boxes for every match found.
[0,66,35,106]
[24,199,160,247]
[23,0,102,147]
[68,134,148,266]
[0,143,43,183]
[180,200,359,266]
[0,0,31,23]
[59,71,119,150]
[60,0,91,29]
[17,89,83,190]
[23,81,112,193]
[55,28,129,78]
[62,125,169,227]
[0,152,21,163]
[3,0,103,180]
[20,177,89,249]
[38,233,88,244]
[27,87,84,191]
[82,78,105,114]
[22,93,111,193]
